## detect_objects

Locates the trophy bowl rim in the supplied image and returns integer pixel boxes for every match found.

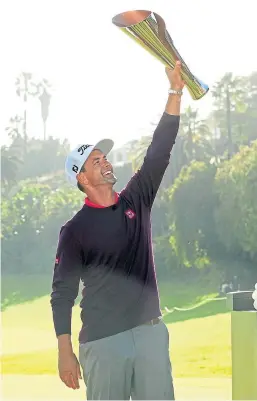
[112,10,152,28]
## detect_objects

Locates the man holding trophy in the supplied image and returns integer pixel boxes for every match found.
[51,10,208,401]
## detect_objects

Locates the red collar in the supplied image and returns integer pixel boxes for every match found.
[84,192,119,208]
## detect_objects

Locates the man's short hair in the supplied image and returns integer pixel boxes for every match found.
[77,164,86,193]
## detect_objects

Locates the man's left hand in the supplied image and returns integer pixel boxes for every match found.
[166,61,185,90]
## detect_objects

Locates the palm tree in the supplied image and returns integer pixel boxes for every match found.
[179,106,213,163]
[4,115,25,166]
[5,115,23,141]
[236,71,257,145]
[129,135,152,171]
[212,73,246,159]
[129,108,215,188]
[178,106,215,164]
[15,72,40,156]
[1,146,22,190]
[38,79,52,140]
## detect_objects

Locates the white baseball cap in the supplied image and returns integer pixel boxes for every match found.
[65,139,114,187]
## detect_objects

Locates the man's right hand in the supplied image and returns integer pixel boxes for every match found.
[58,351,82,390]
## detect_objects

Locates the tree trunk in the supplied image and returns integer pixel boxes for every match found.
[226,87,233,159]
[23,77,28,157]
[43,121,47,141]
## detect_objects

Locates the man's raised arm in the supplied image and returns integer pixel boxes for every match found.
[122,61,184,207]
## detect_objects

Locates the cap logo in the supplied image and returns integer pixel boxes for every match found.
[72,165,79,173]
[125,209,136,219]
[78,144,91,156]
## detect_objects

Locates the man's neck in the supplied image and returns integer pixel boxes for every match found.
[86,187,117,207]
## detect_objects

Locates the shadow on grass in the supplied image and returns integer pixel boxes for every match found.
[163,298,228,324]
[2,274,228,327]
[1,274,53,310]
[1,274,84,310]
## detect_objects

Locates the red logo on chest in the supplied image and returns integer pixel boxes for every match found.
[125,209,136,219]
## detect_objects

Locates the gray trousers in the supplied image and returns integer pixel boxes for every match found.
[79,319,175,400]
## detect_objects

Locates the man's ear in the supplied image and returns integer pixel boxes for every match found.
[77,172,89,187]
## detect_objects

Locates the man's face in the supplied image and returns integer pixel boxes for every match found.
[78,149,117,189]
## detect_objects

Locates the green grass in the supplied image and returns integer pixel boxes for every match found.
[2,375,232,400]
[167,314,231,377]
[1,274,54,310]
[1,312,231,377]
[1,274,232,378]
[1,268,222,310]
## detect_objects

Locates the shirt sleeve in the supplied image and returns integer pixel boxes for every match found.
[122,112,180,208]
[50,225,83,337]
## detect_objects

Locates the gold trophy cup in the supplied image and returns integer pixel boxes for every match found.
[112,10,209,100]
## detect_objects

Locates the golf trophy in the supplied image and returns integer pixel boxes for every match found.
[112,10,209,100]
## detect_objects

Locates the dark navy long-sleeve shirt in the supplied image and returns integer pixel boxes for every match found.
[50,113,180,343]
